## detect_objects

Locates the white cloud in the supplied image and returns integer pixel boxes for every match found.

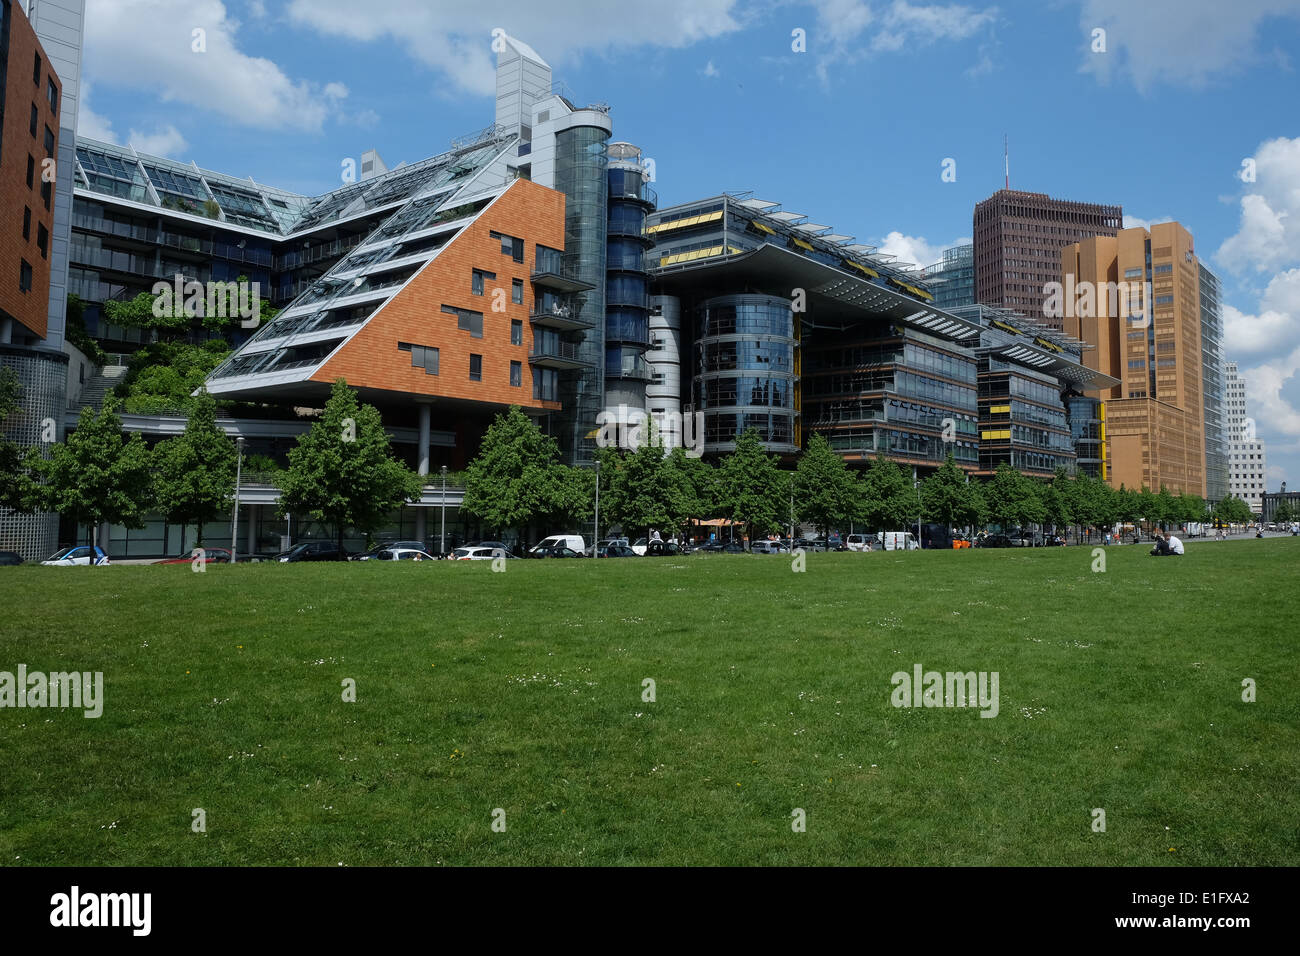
[703,60,720,78]
[76,82,118,143]
[813,0,998,84]
[127,125,189,158]
[247,0,266,17]
[1122,214,1173,230]
[1224,269,1300,359]
[876,232,969,270]
[285,0,743,97]
[1078,0,1300,92]
[84,0,350,132]
[1217,137,1300,275]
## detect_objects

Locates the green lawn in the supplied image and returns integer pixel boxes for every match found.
[1,539,1297,866]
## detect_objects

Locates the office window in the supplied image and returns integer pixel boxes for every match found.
[40,179,50,210]
[37,223,48,259]
[471,268,495,295]
[20,260,33,293]
[491,230,524,263]
[469,354,483,381]
[30,104,38,137]
[510,360,522,387]
[26,155,34,188]
[511,319,522,345]
[34,53,41,85]
[43,125,54,158]
[22,207,31,240]
[442,304,483,338]
[398,342,439,375]
[512,278,523,304]
[47,79,58,116]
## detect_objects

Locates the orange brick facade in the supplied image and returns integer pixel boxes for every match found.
[0,0,61,339]
[313,177,566,413]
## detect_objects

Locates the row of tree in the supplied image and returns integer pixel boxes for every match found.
[1,379,1263,558]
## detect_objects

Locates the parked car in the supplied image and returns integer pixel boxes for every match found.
[751,540,785,554]
[976,533,1014,549]
[527,544,585,559]
[0,550,24,565]
[155,547,233,565]
[881,531,919,551]
[631,537,648,556]
[845,533,872,552]
[588,537,630,556]
[528,534,585,557]
[696,541,746,554]
[595,544,638,558]
[644,540,689,556]
[452,546,514,561]
[42,546,110,566]
[367,547,437,561]
[793,538,826,552]
[274,541,349,562]
[352,540,427,561]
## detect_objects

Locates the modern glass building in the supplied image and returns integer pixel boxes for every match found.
[604,142,656,414]
[1199,263,1228,503]
[923,243,975,311]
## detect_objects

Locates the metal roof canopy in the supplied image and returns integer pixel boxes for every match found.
[651,243,982,341]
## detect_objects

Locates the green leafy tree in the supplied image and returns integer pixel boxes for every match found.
[1114,483,1139,528]
[981,462,1028,530]
[794,434,860,539]
[115,340,234,415]
[1273,499,1294,524]
[857,454,912,534]
[920,455,975,533]
[461,405,573,539]
[715,428,786,546]
[27,399,153,559]
[277,379,421,554]
[599,438,677,538]
[1135,485,1159,531]
[151,390,237,548]
[1155,485,1176,531]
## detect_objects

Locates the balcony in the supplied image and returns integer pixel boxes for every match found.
[530,295,592,331]
[609,181,657,208]
[532,247,594,292]
[606,356,653,382]
[529,339,591,370]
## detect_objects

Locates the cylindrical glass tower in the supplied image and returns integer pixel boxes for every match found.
[604,143,656,412]
[694,294,798,454]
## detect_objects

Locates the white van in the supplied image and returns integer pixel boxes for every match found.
[530,534,586,555]
[881,531,918,551]
[846,534,871,552]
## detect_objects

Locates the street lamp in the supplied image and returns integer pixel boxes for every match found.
[231,436,245,563]
[440,464,448,558]
[594,459,601,555]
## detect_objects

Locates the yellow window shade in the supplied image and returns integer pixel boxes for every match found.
[791,237,814,251]
[752,221,775,235]
[659,245,724,267]
[991,320,1022,335]
[845,260,879,278]
[989,404,1011,414]
[647,210,723,234]
[912,287,934,301]
[981,429,1011,440]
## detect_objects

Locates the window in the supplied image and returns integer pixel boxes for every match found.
[20,260,33,293]
[398,342,439,375]
[37,223,48,259]
[491,230,525,263]
[43,125,54,158]
[511,319,522,345]
[40,179,50,210]
[30,104,38,137]
[34,53,41,85]
[22,207,31,240]
[469,354,483,381]
[47,79,58,116]
[442,304,483,337]
[471,268,495,295]
[512,278,523,304]
[26,155,34,188]
[510,360,522,387]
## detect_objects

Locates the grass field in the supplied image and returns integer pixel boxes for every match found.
[1,539,1297,866]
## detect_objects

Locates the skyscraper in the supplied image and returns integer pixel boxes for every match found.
[1061,221,1206,497]
[1224,361,1267,513]
[922,243,975,310]
[974,189,1122,330]
[1199,265,1227,503]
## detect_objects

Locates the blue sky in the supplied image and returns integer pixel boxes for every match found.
[79,0,1300,489]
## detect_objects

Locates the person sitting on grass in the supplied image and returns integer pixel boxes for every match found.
[1166,531,1184,555]
[1151,532,1183,556]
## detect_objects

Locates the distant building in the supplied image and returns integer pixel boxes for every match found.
[974,189,1122,330]
[1199,264,1228,503]
[1224,361,1267,513]
[923,243,975,311]
[1061,221,1207,497]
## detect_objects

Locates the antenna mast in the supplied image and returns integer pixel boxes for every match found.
[1004,134,1009,189]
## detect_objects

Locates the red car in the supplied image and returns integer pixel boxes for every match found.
[155,547,233,565]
